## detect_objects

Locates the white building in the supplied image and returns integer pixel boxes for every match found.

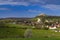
[49,26,57,29]
[37,18,41,23]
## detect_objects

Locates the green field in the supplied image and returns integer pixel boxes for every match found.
[0,24,60,40]
[0,37,60,40]
[0,29,60,40]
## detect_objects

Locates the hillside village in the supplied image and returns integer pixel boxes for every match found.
[36,14,60,30]
[0,13,60,38]
[0,13,60,30]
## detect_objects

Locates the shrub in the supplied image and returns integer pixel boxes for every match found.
[24,29,32,38]
[43,26,49,30]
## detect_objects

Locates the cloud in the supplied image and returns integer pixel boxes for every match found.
[0,8,9,10]
[42,4,60,10]
[29,0,46,4]
[0,0,51,6]
[28,10,41,13]
[29,0,40,2]
[0,2,29,6]
[0,0,30,6]
[0,0,13,2]
[27,0,60,5]
[0,0,60,10]
[0,0,60,6]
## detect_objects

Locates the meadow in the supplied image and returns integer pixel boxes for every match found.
[0,23,60,40]
[0,29,60,40]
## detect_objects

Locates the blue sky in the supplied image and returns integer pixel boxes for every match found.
[0,0,60,18]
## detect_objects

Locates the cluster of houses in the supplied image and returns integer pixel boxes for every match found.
[7,13,60,30]
[36,14,60,30]
[46,21,60,29]
[0,13,60,30]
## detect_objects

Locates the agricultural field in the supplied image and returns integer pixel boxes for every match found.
[0,20,60,40]
[0,24,60,40]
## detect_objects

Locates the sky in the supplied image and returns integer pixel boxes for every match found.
[0,0,60,18]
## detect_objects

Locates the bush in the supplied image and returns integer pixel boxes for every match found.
[0,22,7,28]
[43,27,49,30]
[24,29,32,38]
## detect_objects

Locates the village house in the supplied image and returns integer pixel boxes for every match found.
[36,13,60,29]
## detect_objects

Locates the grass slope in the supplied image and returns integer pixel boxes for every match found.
[0,29,60,40]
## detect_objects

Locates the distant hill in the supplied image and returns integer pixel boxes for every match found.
[35,13,60,22]
[0,13,60,22]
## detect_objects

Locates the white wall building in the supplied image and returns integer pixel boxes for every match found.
[37,18,41,23]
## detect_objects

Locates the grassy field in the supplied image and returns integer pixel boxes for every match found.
[4,23,32,28]
[0,29,60,40]
[0,37,60,40]
[0,24,60,40]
